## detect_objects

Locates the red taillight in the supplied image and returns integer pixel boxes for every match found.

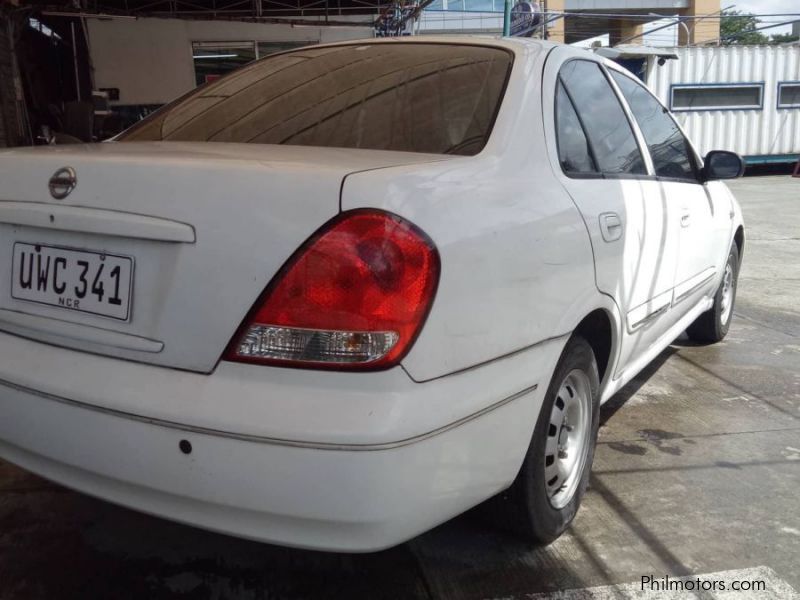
[224,209,440,370]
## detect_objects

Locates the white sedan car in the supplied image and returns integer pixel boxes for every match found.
[0,38,744,551]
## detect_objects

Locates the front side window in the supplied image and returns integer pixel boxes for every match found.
[558,60,646,176]
[611,71,697,182]
[119,43,512,156]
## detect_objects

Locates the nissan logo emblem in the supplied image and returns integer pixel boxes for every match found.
[49,167,77,200]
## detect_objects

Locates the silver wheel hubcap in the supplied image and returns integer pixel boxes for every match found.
[544,369,592,509]
[720,262,735,325]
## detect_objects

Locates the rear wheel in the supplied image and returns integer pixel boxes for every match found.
[686,244,740,343]
[494,335,600,544]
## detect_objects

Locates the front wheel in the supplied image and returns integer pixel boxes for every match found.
[686,243,740,343]
[494,335,600,544]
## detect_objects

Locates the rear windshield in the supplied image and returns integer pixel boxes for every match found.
[118,43,512,156]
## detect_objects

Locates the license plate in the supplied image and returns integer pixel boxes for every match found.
[11,243,134,321]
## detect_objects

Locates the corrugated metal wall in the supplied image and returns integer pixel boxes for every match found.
[647,45,800,159]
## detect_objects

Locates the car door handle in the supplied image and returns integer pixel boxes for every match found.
[680,211,691,227]
[599,212,623,242]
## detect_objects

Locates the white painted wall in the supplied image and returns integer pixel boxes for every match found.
[86,17,374,106]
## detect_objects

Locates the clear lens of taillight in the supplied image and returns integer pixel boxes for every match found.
[224,209,440,370]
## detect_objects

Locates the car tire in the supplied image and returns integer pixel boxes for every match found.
[492,335,600,544]
[686,244,740,344]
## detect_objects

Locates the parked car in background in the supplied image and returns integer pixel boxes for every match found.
[0,38,744,551]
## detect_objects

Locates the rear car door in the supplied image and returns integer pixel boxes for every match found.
[607,67,727,312]
[543,50,680,378]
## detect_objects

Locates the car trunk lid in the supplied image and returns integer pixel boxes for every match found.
[0,141,449,372]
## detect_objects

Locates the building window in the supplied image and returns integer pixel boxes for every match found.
[670,84,764,112]
[778,82,800,109]
[192,41,314,87]
[464,0,495,11]
[192,42,256,86]
[424,0,502,11]
[257,41,315,58]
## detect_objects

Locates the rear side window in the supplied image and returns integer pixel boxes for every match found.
[610,71,698,182]
[555,81,597,174]
[558,60,646,176]
[119,43,512,156]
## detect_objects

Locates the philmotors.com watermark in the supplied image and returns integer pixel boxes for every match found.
[642,574,767,593]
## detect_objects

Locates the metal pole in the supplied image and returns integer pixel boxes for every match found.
[503,0,511,36]
[71,21,81,101]
[542,0,547,39]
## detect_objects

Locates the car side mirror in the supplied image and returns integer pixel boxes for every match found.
[703,150,745,181]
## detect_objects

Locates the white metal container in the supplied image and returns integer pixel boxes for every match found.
[646,45,800,163]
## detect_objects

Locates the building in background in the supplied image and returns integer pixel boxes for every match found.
[644,45,800,165]
[85,17,372,114]
[5,0,383,145]
[419,0,721,45]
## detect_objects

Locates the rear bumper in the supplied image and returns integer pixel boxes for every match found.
[0,375,540,551]
[0,330,565,551]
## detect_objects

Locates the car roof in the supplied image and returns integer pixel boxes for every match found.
[295,35,561,57]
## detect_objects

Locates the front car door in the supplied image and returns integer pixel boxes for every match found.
[542,49,681,380]
[607,65,731,314]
